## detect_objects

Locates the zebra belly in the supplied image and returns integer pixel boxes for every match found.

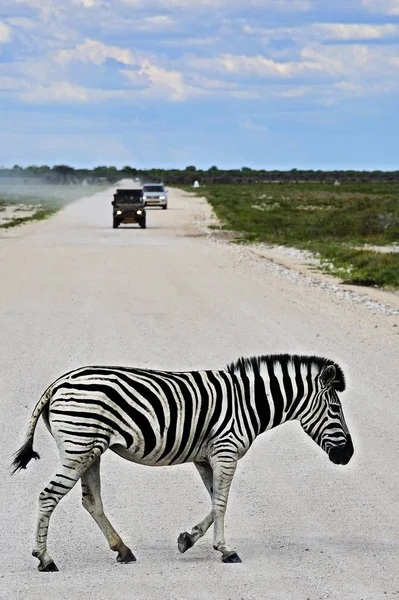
[110,443,207,466]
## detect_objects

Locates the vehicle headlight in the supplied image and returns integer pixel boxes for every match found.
[159,195,166,200]
[143,195,147,199]
[137,210,142,215]
[116,210,122,215]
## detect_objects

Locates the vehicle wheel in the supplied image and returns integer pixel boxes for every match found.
[113,218,119,228]
[162,205,167,210]
[141,220,146,229]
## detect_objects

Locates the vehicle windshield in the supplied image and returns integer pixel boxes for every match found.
[144,185,164,192]
[115,194,143,203]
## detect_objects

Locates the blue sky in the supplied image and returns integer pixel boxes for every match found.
[0,0,398,169]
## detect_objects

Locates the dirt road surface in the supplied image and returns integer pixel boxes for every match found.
[1,183,398,600]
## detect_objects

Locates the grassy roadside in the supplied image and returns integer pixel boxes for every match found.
[180,183,399,290]
[0,184,108,229]
[0,203,61,229]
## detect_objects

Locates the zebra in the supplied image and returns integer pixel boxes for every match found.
[12,353,354,571]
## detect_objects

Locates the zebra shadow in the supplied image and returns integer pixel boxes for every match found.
[231,534,399,558]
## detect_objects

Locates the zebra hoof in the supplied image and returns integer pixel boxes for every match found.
[222,551,242,564]
[116,550,137,563]
[178,532,195,554]
[38,561,59,572]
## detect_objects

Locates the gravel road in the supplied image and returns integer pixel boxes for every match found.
[1,183,398,600]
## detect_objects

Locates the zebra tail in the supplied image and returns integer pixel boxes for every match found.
[11,385,52,475]
[11,439,40,474]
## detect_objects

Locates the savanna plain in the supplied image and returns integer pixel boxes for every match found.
[0,182,398,600]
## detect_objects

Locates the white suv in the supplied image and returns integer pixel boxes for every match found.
[142,182,168,209]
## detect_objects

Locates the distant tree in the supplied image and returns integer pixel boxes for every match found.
[122,166,137,175]
[25,165,50,176]
[52,164,75,184]
[11,164,398,185]
[92,166,108,176]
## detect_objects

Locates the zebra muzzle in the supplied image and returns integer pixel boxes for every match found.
[328,435,354,465]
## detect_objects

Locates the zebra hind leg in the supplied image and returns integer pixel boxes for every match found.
[81,457,136,564]
[178,461,214,554]
[32,447,103,572]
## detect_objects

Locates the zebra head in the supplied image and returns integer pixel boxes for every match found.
[300,362,354,465]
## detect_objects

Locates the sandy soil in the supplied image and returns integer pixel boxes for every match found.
[0,182,398,600]
[0,204,40,226]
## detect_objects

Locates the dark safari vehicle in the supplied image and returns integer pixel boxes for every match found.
[112,189,146,229]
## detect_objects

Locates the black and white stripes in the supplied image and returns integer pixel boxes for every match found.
[12,353,354,571]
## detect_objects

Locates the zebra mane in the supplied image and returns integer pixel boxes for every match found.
[226,354,346,392]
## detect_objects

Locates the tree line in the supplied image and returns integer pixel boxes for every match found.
[2,164,399,185]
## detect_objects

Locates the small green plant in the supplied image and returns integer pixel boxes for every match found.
[182,183,399,290]
[0,206,61,229]
[319,246,399,289]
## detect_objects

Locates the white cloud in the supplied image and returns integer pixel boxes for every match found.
[277,86,310,98]
[319,23,399,40]
[3,0,399,111]
[332,81,364,95]
[239,119,268,136]
[120,0,312,8]
[0,76,28,90]
[159,36,217,47]
[1,55,74,90]
[160,0,219,5]
[57,39,136,66]
[300,43,399,76]
[21,81,90,103]
[140,62,190,100]
[122,61,201,101]
[249,0,312,9]
[123,67,239,97]
[5,17,37,29]
[19,80,127,104]
[136,15,174,31]
[0,20,13,43]
[14,0,46,7]
[362,0,399,15]
[121,0,222,6]
[56,38,200,101]
[244,22,399,42]
[191,74,240,91]
[13,0,55,22]
[229,89,261,99]
[190,41,399,84]
[191,52,343,78]
[72,0,98,6]
[13,0,98,8]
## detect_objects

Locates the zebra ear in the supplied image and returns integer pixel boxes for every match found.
[320,365,336,388]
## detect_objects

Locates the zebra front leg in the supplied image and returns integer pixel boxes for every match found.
[211,458,241,563]
[81,457,136,564]
[32,448,102,571]
[178,461,214,554]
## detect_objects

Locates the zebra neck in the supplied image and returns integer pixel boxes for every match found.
[232,362,306,437]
